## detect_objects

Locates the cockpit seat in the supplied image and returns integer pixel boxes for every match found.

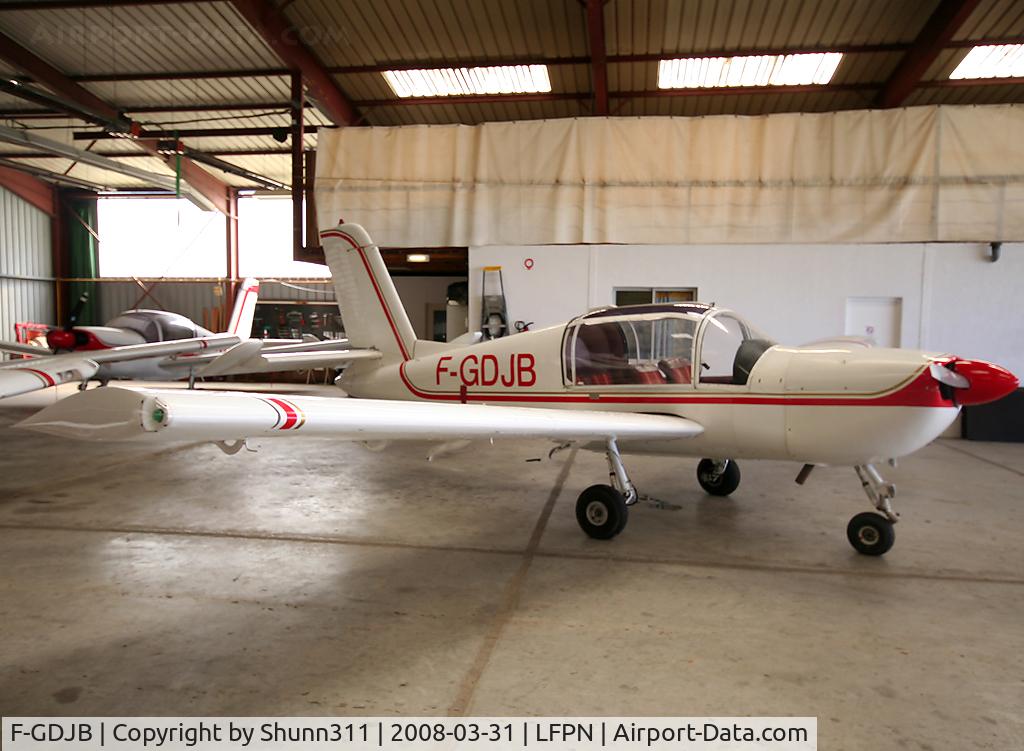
[659,357,692,384]
[732,338,775,386]
[633,365,667,384]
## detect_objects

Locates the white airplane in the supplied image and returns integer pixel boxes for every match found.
[19,224,1018,556]
[0,278,377,400]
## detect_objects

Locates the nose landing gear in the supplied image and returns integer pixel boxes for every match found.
[848,464,898,556]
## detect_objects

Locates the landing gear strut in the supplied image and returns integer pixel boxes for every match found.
[574,438,636,540]
[847,464,898,556]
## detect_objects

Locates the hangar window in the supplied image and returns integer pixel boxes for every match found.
[238,196,330,278]
[97,197,225,277]
[564,313,699,387]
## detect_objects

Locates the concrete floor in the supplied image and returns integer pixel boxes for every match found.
[0,385,1022,750]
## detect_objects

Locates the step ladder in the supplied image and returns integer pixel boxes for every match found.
[480,265,509,340]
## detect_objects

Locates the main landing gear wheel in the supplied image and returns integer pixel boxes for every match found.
[575,484,628,540]
[846,512,895,556]
[697,458,741,496]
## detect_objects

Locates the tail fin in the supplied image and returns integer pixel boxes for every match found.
[227,278,259,336]
[321,223,415,361]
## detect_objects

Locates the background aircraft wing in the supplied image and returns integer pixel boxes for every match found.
[0,340,48,357]
[17,386,704,444]
[159,341,378,377]
[0,355,99,399]
[0,335,240,400]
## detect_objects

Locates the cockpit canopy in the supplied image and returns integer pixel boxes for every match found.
[562,304,774,387]
[104,310,214,343]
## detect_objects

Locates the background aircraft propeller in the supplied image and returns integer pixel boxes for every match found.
[44,292,89,352]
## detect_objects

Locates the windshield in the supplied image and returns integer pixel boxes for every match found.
[697,311,775,386]
[106,310,213,342]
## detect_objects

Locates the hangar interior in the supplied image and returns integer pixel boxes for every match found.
[0,1,1022,748]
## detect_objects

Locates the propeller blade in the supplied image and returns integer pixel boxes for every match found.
[66,291,89,330]
[929,362,969,389]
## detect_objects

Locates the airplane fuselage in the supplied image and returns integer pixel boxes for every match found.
[340,321,963,466]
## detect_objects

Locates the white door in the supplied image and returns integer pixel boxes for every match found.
[845,297,902,347]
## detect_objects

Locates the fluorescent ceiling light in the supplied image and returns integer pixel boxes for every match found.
[949,44,1024,79]
[658,52,843,89]
[383,65,551,98]
[406,253,430,263]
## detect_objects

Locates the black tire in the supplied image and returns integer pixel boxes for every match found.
[575,484,628,540]
[697,458,741,496]
[846,512,895,556]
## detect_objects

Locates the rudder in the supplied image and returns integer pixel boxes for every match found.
[227,277,259,336]
[321,223,415,361]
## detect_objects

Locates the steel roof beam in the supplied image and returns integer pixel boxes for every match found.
[0,31,135,133]
[0,124,218,210]
[229,0,359,126]
[58,36,1024,85]
[877,0,984,108]
[586,0,609,115]
[73,125,318,140]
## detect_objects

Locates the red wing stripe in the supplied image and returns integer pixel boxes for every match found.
[22,368,56,387]
[267,397,300,430]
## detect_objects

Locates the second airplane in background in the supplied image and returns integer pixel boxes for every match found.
[0,278,378,399]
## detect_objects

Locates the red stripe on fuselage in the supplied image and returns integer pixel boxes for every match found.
[321,229,411,361]
[399,363,953,409]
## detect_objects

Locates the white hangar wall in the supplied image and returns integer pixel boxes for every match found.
[468,242,1024,377]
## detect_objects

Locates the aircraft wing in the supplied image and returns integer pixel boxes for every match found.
[0,340,48,357]
[17,386,704,444]
[0,335,240,400]
[0,355,99,399]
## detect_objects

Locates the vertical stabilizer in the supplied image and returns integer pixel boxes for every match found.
[321,223,415,361]
[227,278,259,336]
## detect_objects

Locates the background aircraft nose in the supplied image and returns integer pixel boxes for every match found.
[952,359,1019,406]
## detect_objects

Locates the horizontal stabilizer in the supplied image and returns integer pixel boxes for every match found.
[17,386,704,444]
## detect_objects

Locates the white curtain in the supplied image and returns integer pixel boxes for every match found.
[315,104,1024,247]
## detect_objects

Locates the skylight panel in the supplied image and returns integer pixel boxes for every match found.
[383,65,552,98]
[657,52,843,89]
[949,45,1024,80]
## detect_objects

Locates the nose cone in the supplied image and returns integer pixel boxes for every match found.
[954,359,1019,406]
[46,329,76,351]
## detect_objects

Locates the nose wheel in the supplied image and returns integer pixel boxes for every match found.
[848,464,899,556]
[847,512,895,556]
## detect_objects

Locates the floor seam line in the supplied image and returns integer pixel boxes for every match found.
[936,439,1024,478]
[1,516,1018,586]
[446,448,577,716]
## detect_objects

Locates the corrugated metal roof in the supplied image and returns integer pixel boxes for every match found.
[0,2,280,75]
[0,0,1020,183]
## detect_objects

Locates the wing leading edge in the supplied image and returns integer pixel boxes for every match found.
[16,386,704,444]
